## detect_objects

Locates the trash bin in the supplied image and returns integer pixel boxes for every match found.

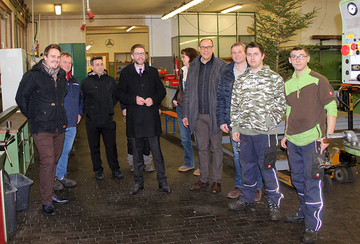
[5,182,17,234]
[9,174,33,211]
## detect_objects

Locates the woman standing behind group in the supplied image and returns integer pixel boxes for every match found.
[172,48,200,175]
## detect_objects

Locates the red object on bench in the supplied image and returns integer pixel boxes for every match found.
[161,111,178,133]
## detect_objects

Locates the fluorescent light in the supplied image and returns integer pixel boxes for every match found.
[221,5,242,14]
[161,0,204,20]
[126,26,136,32]
[55,4,62,15]
[86,45,92,50]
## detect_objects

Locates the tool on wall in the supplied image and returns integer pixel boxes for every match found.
[0,130,15,167]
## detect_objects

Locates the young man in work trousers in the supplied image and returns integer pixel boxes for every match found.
[228,42,285,221]
[281,46,337,244]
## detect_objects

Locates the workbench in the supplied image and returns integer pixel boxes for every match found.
[0,107,34,175]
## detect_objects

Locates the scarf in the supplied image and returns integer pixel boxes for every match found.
[42,60,60,82]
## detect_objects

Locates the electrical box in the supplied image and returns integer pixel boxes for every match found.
[340,0,360,84]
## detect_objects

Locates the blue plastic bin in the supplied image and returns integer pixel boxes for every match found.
[5,182,17,234]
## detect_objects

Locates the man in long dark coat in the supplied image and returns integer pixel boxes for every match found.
[117,44,171,195]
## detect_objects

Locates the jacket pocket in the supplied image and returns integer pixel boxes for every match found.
[36,103,56,122]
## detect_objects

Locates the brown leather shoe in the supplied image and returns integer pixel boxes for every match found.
[190,180,209,191]
[255,189,262,202]
[211,182,221,194]
[227,187,242,199]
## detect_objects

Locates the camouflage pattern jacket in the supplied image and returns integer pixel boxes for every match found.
[230,65,286,135]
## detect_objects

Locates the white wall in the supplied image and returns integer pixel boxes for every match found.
[27,15,172,59]
[145,16,172,57]
[86,32,148,62]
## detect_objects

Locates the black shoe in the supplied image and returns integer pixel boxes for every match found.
[285,213,304,223]
[228,200,255,211]
[302,229,317,244]
[95,170,104,180]
[159,182,172,193]
[268,201,281,221]
[52,195,69,204]
[42,203,55,215]
[112,169,124,179]
[129,183,144,195]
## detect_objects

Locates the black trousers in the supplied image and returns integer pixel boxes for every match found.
[127,137,150,156]
[130,136,167,185]
[86,121,120,172]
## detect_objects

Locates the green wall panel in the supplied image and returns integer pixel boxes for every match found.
[59,43,87,84]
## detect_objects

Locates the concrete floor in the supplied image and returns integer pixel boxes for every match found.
[7,105,360,243]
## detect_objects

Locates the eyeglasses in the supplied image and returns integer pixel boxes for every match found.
[199,46,213,51]
[133,52,145,56]
[290,54,308,60]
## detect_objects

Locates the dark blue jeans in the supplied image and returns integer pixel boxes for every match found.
[238,134,283,204]
[287,140,324,231]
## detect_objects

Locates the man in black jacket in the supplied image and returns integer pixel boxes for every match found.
[117,44,171,195]
[16,44,69,215]
[80,56,123,180]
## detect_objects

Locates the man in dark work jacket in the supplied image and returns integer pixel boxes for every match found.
[80,56,123,181]
[16,44,69,215]
[117,44,171,195]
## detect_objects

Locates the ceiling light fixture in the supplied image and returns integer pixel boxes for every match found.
[161,0,204,20]
[54,4,62,15]
[126,26,136,32]
[221,5,243,14]
[86,45,92,50]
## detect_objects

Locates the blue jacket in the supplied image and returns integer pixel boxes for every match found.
[216,62,235,128]
[64,75,83,127]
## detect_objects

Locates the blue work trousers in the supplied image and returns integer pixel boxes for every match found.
[239,134,283,204]
[230,130,262,190]
[287,140,324,231]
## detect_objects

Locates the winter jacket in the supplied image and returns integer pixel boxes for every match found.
[182,54,227,134]
[80,70,118,125]
[216,62,235,128]
[15,60,68,135]
[216,62,249,128]
[117,63,166,138]
[230,65,286,135]
[284,68,337,146]
[64,75,83,127]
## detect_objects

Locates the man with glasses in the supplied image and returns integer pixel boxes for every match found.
[81,56,123,181]
[229,42,285,222]
[216,42,263,201]
[281,47,337,244]
[182,38,227,194]
[117,44,171,195]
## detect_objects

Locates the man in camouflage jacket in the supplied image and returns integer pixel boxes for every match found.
[228,42,286,222]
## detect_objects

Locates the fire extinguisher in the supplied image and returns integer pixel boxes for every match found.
[174,57,180,77]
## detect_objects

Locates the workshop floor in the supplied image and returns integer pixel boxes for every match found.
[7,105,360,243]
